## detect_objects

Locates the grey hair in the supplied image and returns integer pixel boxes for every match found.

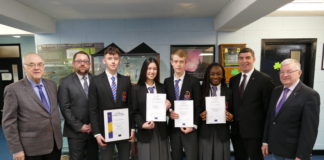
[281,58,301,70]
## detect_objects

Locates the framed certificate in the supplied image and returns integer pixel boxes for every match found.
[174,100,194,127]
[146,93,166,122]
[205,96,226,124]
[103,108,129,142]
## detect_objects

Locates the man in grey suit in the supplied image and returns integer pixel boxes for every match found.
[2,53,62,160]
[58,51,98,160]
[262,59,320,160]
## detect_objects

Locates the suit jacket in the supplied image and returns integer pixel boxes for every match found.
[132,83,168,142]
[263,82,320,159]
[88,72,132,138]
[198,84,231,142]
[164,73,201,132]
[58,73,92,138]
[229,70,274,138]
[1,78,62,156]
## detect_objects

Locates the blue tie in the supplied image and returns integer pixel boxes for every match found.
[174,79,181,100]
[36,84,50,112]
[275,88,290,115]
[111,76,117,102]
[148,87,154,93]
[211,86,217,96]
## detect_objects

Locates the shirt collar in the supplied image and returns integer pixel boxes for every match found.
[145,82,156,88]
[285,79,300,91]
[242,68,254,77]
[76,73,89,80]
[105,70,117,79]
[27,77,44,87]
[174,72,185,81]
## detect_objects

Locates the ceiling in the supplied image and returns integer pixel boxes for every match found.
[16,0,230,19]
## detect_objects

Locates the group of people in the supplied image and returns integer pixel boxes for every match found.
[1,46,320,160]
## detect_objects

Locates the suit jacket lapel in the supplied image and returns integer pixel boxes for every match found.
[180,75,189,100]
[170,77,176,100]
[116,74,123,103]
[275,82,302,119]
[72,73,87,98]
[43,80,55,114]
[156,84,163,93]
[100,73,115,103]
[243,71,256,98]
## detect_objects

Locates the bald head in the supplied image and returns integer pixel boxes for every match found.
[23,53,45,84]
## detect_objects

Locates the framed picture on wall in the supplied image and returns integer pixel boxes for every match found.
[219,44,246,83]
[170,45,215,80]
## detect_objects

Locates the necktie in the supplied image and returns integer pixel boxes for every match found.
[111,76,117,102]
[82,76,89,96]
[36,84,50,112]
[239,74,247,97]
[148,87,154,93]
[211,86,217,96]
[174,79,181,100]
[275,88,290,115]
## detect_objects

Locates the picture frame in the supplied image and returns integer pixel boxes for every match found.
[219,44,246,83]
[170,45,215,80]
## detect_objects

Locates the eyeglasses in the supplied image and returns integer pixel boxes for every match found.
[74,60,90,64]
[24,63,44,68]
[279,70,299,75]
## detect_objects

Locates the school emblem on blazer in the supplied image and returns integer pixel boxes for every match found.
[122,91,127,102]
[184,91,191,100]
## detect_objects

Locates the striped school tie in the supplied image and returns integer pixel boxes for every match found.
[174,79,181,100]
[148,87,154,93]
[111,76,117,102]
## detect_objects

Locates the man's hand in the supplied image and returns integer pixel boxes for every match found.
[180,127,193,134]
[95,134,107,147]
[129,130,135,142]
[170,111,179,120]
[80,124,91,133]
[261,144,269,156]
[142,121,155,129]
[13,151,25,160]
[200,111,207,121]
[165,100,171,110]
[295,157,301,160]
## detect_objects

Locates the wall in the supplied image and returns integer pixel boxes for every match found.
[35,18,216,80]
[218,16,324,149]
[0,35,35,56]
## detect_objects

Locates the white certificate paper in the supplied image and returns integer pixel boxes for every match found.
[174,100,194,127]
[146,93,166,122]
[103,108,129,142]
[205,96,226,124]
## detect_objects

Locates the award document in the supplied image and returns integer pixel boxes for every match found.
[146,93,167,122]
[174,100,194,127]
[103,108,129,142]
[205,96,226,124]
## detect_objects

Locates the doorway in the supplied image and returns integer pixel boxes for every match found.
[260,38,316,88]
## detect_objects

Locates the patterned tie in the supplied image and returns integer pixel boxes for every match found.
[174,79,181,100]
[275,88,290,115]
[239,74,247,97]
[148,87,154,93]
[211,86,217,96]
[82,76,89,96]
[111,76,117,102]
[36,84,50,112]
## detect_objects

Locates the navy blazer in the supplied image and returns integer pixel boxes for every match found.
[263,82,320,159]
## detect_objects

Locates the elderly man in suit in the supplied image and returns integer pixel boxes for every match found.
[58,51,98,160]
[2,53,62,160]
[262,59,320,160]
[229,48,274,160]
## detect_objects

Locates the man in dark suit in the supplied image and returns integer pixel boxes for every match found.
[88,46,134,160]
[58,51,98,160]
[164,49,201,160]
[229,48,274,160]
[262,59,320,160]
[2,53,62,160]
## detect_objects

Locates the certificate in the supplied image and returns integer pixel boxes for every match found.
[174,100,194,127]
[146,93,166,122]
[103,108,129,142]
[205,96,226,124]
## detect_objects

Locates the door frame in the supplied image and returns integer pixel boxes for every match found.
[261,38,317,88]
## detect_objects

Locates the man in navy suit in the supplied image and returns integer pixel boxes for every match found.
[262,58,320,160]
[229,48,274,160]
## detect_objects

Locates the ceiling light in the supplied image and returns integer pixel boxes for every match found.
[12,35,21,38]
[278,0,324,11]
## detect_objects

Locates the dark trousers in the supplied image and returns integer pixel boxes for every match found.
[25,143,61,160]
[170,129,198,160]
[231,134,263,160]
[68,134,99,160]
[99,140,130,160]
